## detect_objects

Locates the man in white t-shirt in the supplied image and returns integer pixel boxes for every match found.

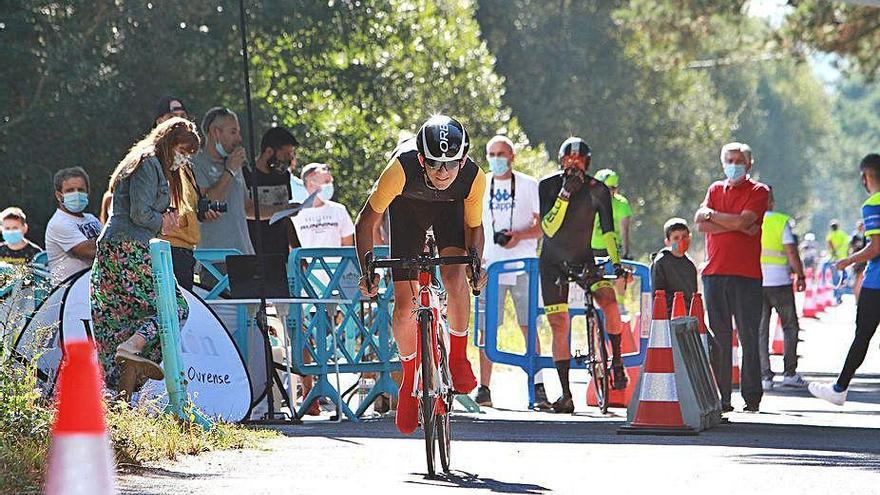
[474,135,545,408]
[292,163,355,248]
[45,167,103,286]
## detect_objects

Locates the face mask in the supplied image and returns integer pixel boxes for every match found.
[723,162,746,182]
[291,176,309,203]
[172,152,190,171]
[214,141,228,159]
[671,238,690,256]
[2,230,23,245]
[63,192,89,213]
[488,156,510,175]
[318,183,334,201]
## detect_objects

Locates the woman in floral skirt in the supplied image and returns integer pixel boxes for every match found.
[91,117,199,395]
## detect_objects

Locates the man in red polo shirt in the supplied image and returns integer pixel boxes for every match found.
[695,142,770,413]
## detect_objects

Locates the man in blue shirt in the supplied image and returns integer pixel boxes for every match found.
[810,153,880,405]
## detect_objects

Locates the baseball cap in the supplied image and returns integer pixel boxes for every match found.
[301,162,330,181]
[153,96,188,125]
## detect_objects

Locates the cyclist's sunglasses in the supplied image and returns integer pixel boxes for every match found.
[422,157,462,172]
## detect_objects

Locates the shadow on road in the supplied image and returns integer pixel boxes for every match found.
[405,470,549,494]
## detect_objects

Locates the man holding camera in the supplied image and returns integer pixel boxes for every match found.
[474,135,545,408]
[193,107,255,287]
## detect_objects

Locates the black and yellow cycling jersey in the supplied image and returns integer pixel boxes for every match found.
[538,171,618,314]
[367,138,486,280]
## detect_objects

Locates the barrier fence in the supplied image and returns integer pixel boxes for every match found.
[475,257,652,407]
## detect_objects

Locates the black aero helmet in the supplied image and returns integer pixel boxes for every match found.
[417,115,470,163]
[557,136,591,161]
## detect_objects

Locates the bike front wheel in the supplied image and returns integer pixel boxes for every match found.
[589,314,611,414]
[418,311,437,476]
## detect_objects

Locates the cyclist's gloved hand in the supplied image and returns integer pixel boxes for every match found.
[613,264,628,279]
[560,170,584,199]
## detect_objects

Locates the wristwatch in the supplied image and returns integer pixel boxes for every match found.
[704,210,712,221]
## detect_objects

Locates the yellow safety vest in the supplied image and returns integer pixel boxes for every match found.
[761,211,790,265]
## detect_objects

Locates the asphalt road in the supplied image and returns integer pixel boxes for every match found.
[119,297,880,495]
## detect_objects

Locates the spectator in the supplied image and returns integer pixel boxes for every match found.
[799,232,819,275]
[91,117,197,396]
[591,169,632,259]
[192,107,255,288]
[694,141,769,413]
[291,163,354,247]
[0,207,43,265]
[45,167,103,286]
[244,127,301,262]
[826,219,849,304]
[850,220,867,299]
[650,217,697,317]
[473,135,545,408]
[758,187,807,391]
[810,153,880,405]
[153,95,188,128]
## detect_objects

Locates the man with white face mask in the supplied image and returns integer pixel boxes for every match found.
[291,163,354,248]
[694,142,770,413]
[45,167,103,286]
[474,135,544,408]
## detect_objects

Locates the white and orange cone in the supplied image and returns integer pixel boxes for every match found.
[689,293,711,358]
[619,290,697,435]
[671,291,687,319]
[731,326,741,388]
[771,314,785,356]
[45,341,115,495]
[802,277,819,318]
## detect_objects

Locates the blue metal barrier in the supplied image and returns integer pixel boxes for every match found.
[193,249,248,352]
[288,246,399,420]
[150,239,212,430]
[476,257,651,407]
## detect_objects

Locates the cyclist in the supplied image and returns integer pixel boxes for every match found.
[538,137,628,413]
[591,168,632,260]
[355,115,487,434]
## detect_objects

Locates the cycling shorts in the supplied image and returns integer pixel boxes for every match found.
[388,196,465,281]
[539,256,614,315]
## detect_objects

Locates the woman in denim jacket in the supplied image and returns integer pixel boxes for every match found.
[91,117,199,396]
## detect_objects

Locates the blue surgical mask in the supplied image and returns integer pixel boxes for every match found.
[318,183,334,201]
[2,230,24,245]
[290,176,309,203]
[214,141,228,159]
[488,156,510,176]
[723,162,746,182]
[63,192,89,213]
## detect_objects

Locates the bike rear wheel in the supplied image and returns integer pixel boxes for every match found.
[418,311,437,476]
[589,313,611,414]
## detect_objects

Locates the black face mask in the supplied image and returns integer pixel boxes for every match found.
[267,153,290,174]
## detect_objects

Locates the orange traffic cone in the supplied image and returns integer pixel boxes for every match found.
[587,318,639,408]
[731,327,741,388]
[802,278,819,318]
[671,292,687,319]
[689,293,711,358]
[771,313,785,356]
[619,290,696,435]
[45,341,115,495]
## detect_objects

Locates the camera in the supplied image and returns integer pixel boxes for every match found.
[493,230,512,247]
[197,198,228,221]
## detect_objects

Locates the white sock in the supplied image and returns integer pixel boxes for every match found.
[400,352,416,362]
[535,369,544,384]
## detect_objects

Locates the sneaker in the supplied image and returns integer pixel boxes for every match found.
[743,402,760,413]
[612,365,629,390]
[534,383,549,406]
[781,373,808,388]
[449,356,477,394]
[762,378,773,391]
[551,395,574,414]
[374,394,391,414]
[809,382,847,406]
[475,385,492,407]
